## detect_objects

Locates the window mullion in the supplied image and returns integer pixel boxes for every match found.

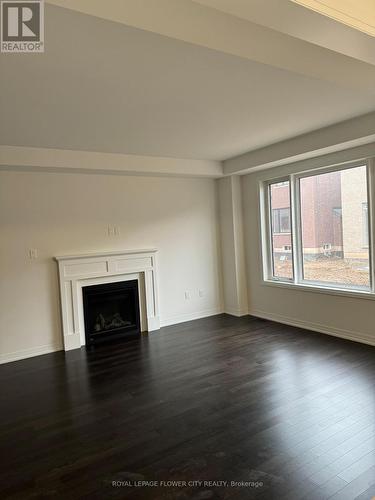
[290,174,302,284]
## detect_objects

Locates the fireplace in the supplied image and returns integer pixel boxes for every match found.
[55,249,160,351]
[82,280,140,346]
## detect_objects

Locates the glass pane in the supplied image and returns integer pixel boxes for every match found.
[272,209,280,234]
[270,181,293,280]
[280,208,291,233]
[300,166,370,289]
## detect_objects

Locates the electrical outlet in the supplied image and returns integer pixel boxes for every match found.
[28,248,38,259]
[185,291,191,300]
[108,225,120,236]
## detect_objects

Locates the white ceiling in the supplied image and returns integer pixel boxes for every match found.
[0,3,375,161]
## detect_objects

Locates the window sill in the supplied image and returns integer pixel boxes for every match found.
[262,279,374,301]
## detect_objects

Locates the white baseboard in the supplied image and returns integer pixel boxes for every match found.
[3,309,372,364]
[160,307,223,327]
[0,341,63,365]
[147,315,160,332]
[224,307,249,317]
[0,310,223,364]
[250,309,375,347]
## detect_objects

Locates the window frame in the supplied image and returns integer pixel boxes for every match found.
[262,177,294,283]
[260,160,375,298]
[362,202,369,249]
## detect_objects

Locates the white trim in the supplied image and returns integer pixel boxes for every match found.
[292,172,303,283]
[55,249,160,350]
[262,279,374,300]
[224,306,249,317]
[55,249,157,261]
[0,309,223,364]
[250,309,375,347]
[261,177,294,283]
[0,342,62,365]
[258,180,270,281]
[160,307,223,327]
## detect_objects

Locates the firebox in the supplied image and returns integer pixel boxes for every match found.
[82,280,140,346]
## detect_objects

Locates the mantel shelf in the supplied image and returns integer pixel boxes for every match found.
[54,249,158,262]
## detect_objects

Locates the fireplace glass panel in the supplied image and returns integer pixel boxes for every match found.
[83,280,140,346]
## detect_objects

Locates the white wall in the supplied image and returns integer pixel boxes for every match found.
[0,171,223,363]
[242,168,375,346]
[218,177,237,313]
[217,176,248,316]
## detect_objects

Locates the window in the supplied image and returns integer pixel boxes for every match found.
[262,164,372,293]
[269,181,293,280]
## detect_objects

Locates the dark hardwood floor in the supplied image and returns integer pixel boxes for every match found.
[1,315,375,500]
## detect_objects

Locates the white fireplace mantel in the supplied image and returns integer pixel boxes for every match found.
[55,249,160,351]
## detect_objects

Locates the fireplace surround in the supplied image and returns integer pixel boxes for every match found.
[55,249,160,351]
